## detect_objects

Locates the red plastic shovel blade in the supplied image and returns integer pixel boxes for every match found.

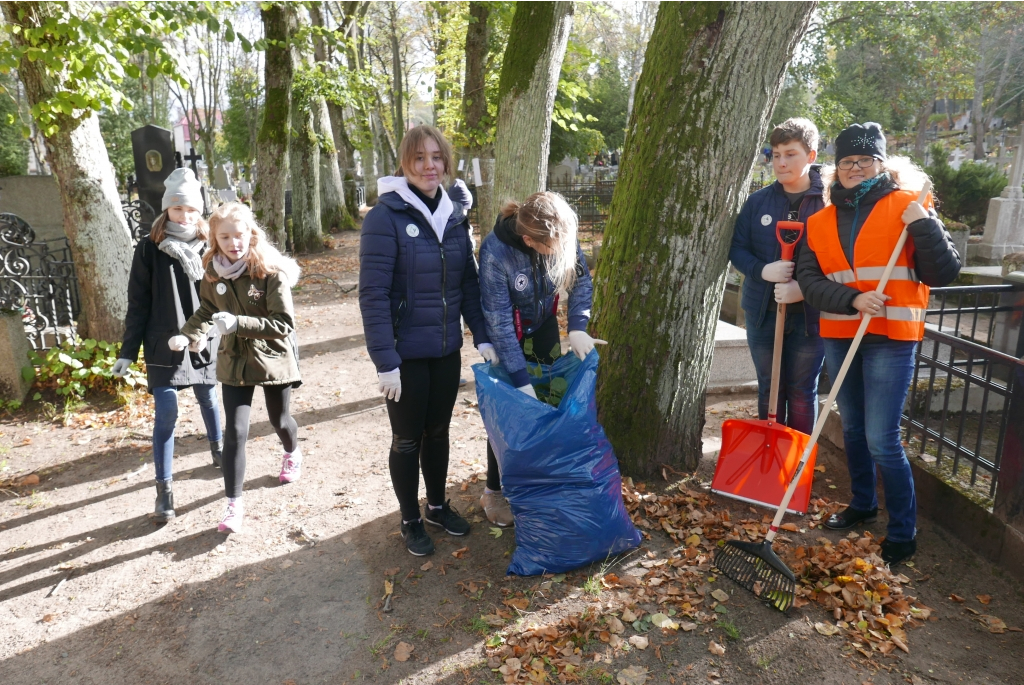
[710,419,817,514]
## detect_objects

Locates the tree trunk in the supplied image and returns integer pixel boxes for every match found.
[492,2,574,209]
[972,31,989,161]
[389,5,404,147]
[253,3,294,247]
[316,96,355,231]
[592,1,815,478]
[291,97,323,253]
[2,1,133,342]
[328,101,360,219]
[914,97,933,160]
[462,1,493,232]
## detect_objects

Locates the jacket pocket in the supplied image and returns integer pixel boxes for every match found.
[144,330,179,367]
[252,337,287,359]
[393,299,408,339]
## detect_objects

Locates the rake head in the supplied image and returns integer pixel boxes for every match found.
[715,539,797,612]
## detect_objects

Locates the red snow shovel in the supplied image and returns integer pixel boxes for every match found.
[711,220,817,515]
[716,182,932,612]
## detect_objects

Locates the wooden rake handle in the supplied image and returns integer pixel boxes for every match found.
[764,181,932,542]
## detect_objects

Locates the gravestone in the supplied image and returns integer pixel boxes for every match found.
[549,163,574,185]
[130,125,175,218]
[974,131,1024,265]
[238,180,252,197]
[214,164,232,190]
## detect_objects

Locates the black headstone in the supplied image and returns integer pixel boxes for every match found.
[130,125,175,218]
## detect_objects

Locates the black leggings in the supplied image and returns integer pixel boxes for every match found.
[486,314,561,491]
[386,350,462,521]
[221,383,299,498]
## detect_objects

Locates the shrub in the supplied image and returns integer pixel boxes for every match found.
[23,338,147,402]
[926,143,1008,228]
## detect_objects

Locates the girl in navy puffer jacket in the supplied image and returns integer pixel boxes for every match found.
[477,191,599,527]
[359,125,492,557]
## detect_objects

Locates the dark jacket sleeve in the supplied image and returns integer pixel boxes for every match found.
[728,198,768,284]
[479,240,529,385]
[459,223,490,347]
[796,238,859,315]
[181,278,217,343]
[120,240,153,362]
[358,206,403,373]
[908,210,961,287]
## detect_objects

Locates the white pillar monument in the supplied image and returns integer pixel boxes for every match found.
[975,124,1024,265]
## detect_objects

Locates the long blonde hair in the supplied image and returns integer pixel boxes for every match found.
[204,202,299,284]
[821,155,931,205]
[501,191,580,292]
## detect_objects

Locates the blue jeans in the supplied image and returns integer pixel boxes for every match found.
[823,338,918,542]
[152,385,223,482]
[746,310,824,435]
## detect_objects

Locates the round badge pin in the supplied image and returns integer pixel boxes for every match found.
[216,283,227,295]
[514,274,529,291]
[761,214,772,226]
[406,224,420,237]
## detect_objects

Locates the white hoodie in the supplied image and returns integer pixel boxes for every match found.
[377,176,455,243]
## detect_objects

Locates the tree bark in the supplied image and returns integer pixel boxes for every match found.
[2,1,133,342]
[316,95,355,231]
[462,1,493,232]
[492,2,574,212]
[290,11,323,254]
[592,1,815,478]
[253,3,295,247]
[388,4,404,147]
[328,101,360,218]
[914,97,933,160]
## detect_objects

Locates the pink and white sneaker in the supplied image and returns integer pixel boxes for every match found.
[279,449,302,484]
[218,499,244,533]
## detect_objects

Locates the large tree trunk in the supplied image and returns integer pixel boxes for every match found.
[253,3,294,247]
[290,12,323,255]
[914,97,933,160]
[592,2,815,478]
[328,101,360,219]
[462,1,493,233]
[492,2,574,210]
[316,96,355,231]
[388,3,404,147]
[2,1,133,342]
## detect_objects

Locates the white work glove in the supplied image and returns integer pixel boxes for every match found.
[902,201,928,225]
[168,335,189,351]
[761,260,795,283]
[517,383,538,399]
[568,330,607,361]
[478,343,499,365]
[774,280,804,304]
[212,312,238,335]
[111,358,131,377]
[189,335,207,353]
[378,369,402,402]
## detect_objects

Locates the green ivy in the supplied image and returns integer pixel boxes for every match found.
[24,338,146,401]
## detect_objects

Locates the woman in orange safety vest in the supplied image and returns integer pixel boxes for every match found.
[796,123,961,567]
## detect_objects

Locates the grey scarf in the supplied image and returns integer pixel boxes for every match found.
[158,221,205,281]
[213,253,250,281]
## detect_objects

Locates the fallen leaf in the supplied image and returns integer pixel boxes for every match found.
[499,657,522,676]
[977,594,992,605]
[711,589,730,603]
[504,597,529,611]
[616,665,648,685]
[679,621,698,632]
[384,567,400,577]
[684,534,701,547]
[20,438,31,446]
[489,527,503,538]
[981,615,1007,633]
[621,607,637,622]
[650,613,678,630]
[18,474,39,486]
[708,640,726,656]
[606,616,625,634]
[949,593,965,603]
[814,465,826,472]
[814,622,841,636]
[891,635,910,653]
[451,547,469,559]
[780,523,799,532]
[420,561,433,571]
[393,641,414,662]
[628,635,649,650]
[41,614,54,623]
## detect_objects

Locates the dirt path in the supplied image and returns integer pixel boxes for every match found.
[1,234,1022,684]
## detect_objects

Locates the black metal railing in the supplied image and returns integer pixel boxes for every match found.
[123,199,157,244]
[546,181,615,237]
[902,282,1024,505]
[0,213,79,350]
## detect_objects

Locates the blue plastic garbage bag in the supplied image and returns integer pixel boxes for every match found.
[473,350,641,576]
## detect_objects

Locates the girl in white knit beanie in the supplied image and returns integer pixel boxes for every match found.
[113,167,223,523]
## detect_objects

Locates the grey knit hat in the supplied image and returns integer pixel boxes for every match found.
[161,168,204,211]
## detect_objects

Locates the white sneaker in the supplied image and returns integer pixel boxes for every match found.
[218,499,244,533]
[279,449,302,484]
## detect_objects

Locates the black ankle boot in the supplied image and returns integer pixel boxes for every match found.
[881,538,916,566]
[823,506,878,530]
[210,439,223,468]
[155,481,175,522]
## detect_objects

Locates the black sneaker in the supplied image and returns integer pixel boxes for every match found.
[401,519,434,556]
[823,506,878,531]
[881,538,916,566]
[424,499,471,536]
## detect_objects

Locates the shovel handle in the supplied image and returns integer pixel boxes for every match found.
[776,220,805,262]
[766,220,803,422]
[765,182,932,542]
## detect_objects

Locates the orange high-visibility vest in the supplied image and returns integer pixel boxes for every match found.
[806,189,931,341]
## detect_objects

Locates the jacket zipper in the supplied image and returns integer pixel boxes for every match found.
[440,241,448,355]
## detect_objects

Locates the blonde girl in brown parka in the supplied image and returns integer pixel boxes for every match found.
[179,202,302,534]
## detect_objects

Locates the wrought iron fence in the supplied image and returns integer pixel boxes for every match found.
[123,199,157,244]
[546,181,616,237]
[902,283,1024,506]
[0,213,79,349]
